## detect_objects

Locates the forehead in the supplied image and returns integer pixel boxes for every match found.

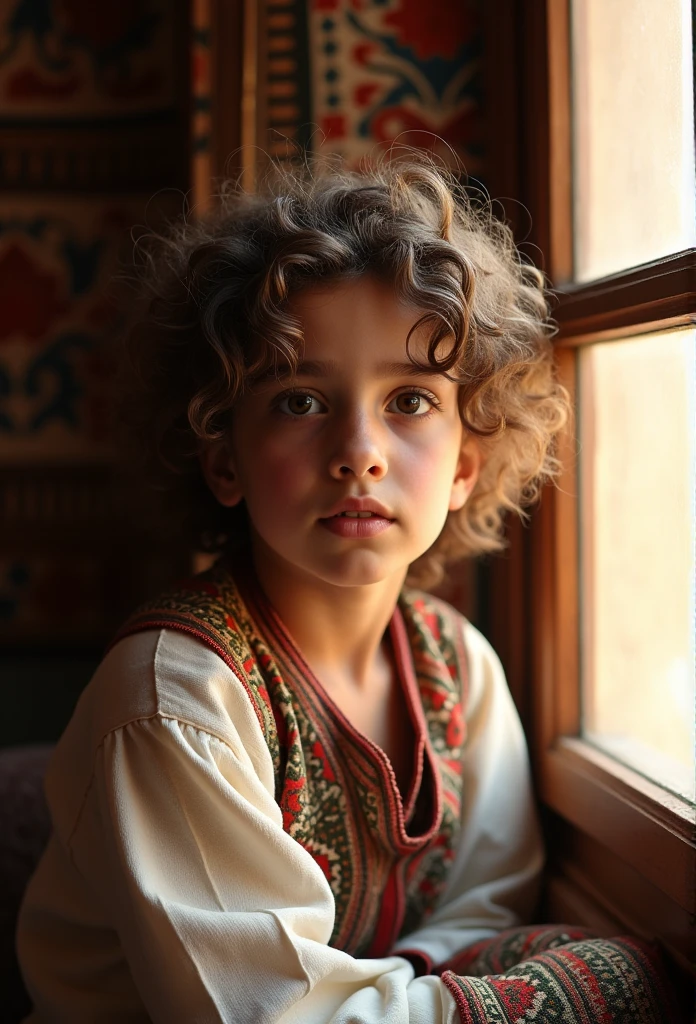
[287,276,431,359]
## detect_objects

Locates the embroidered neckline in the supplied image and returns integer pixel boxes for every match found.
[234,561,439,846]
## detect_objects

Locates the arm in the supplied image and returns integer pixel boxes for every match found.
[391,620,545,970]
[18,631,460,1024]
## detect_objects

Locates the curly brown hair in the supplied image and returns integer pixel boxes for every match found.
[116,155,570,589]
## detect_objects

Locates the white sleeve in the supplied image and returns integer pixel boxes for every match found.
[19,687,458,1023]
[391,620,545,968]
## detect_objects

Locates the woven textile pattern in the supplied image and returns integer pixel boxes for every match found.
[441,928,683,1024]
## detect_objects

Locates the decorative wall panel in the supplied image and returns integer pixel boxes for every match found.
[0,0,190,662]
[302,0,481,172]
[0,198,141,463]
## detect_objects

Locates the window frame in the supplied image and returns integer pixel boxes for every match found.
[482,0,695,953]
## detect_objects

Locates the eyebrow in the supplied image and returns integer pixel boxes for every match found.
[261,359,443,381]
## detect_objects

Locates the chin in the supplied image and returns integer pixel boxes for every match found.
[310,551,404,589]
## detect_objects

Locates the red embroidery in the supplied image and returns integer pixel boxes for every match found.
[281,777,305,831]
[311,740,336,782]
[489,978,542,1017]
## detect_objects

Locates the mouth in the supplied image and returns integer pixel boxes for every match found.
[330,511,390,519]
[321,497,395,520]
[318,512,394,538]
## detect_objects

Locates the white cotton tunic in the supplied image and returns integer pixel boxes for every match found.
[16,573,543,1024]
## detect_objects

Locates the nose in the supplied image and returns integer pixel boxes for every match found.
[327,408,388,481]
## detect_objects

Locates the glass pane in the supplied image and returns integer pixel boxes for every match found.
[579,328,695,802]
[572,0,696,282]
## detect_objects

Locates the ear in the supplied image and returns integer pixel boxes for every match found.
[198,440,244,508]
[448,436,481,512]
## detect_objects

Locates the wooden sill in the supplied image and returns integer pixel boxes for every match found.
[544,813,696,975]
[552,248,696,345]
[539,737,695,912]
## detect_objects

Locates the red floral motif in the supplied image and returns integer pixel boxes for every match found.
[352,42,376,66]
[382,0,476,62]
[489,977,542,1017]
[354,82,379,107]
[280,775,305,830]
[371,105,480,153]
[422,609,441,640]
[0,245,68,343]
[312,852,332,882]
[418,680,448,711]
[321,114,346,139]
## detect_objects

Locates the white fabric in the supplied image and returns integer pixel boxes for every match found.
[16,619,543,1023]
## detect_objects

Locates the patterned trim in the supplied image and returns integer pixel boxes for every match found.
[110,554,469,957]
[438,923,594,977]
[264,0,313,159]
[442,936,683,1024]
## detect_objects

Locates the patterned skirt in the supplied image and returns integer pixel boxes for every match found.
[437,925,689,1023]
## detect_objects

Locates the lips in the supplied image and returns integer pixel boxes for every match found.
[334,511,381,519]
[318,514,394,539]
[321,496,394,520]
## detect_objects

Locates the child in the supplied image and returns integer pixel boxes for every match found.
[16,159,681,1022]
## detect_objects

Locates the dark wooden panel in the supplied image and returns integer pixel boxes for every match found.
[554,249,696,345]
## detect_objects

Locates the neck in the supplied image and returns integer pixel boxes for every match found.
[245,536,406,691]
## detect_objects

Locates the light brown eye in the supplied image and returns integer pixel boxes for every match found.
[396,394,421,414]
[278,393,322,416]
[391,392,432,415]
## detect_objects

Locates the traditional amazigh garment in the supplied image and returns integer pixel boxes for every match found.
[17,557,681,1023]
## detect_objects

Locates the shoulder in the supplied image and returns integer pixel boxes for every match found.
[45,626,275,840]
[47,621,272,811]
[102,625,266,748]
[43,626,279,851]
[79,555,267,745]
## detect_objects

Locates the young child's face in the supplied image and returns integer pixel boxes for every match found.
[202,275,479,590]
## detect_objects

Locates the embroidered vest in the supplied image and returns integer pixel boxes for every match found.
[110,557,469,957]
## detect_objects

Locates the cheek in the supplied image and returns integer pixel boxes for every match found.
[241,434,315,509]
[399,424,462,497]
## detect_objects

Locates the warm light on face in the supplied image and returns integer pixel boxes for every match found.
[218,277,479,592]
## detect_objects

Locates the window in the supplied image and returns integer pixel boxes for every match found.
[482,0,695,968]
[571,0,695,281]
[578,328,695,805]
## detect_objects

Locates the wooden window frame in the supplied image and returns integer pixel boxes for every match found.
[482,0,695,967]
